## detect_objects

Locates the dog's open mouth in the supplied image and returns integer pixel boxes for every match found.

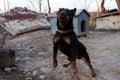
[59,21,67,28]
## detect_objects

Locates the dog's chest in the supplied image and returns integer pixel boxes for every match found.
[54,36,71,45]
[57,36,72,56]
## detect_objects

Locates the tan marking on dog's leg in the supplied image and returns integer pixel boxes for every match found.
[71,61,78,75]
[81,57,96,77]
[59,22,65,28]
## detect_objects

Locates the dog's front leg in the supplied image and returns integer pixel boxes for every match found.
[53,45,58,67]
[71,49,78,75]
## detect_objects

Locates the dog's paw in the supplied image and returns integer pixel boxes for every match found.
[92,72,97,77]
[72,66,78,75]
[53,62,58,67]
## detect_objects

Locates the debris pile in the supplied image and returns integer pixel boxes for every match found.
[0,7,51,37]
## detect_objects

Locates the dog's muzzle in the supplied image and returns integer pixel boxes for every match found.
[58,13,67,22]
[59,17,67,23]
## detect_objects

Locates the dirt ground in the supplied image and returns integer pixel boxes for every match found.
[0,30,120,80]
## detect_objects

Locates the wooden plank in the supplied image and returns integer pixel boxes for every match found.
[96,12,120,18]
[116,0,120,12]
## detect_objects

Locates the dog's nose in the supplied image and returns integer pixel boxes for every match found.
[60,12,66,17]
[61,12,65,16]
[60,13,66,19]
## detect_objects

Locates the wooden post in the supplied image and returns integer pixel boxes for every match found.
[101,0,105,13]
[7,0,10,12]
[47,0,51,13]
[39,0,42,13]
[0,34,5,48]
[116,0,120,12]
[0,49,15,69]
[4,0,6,13]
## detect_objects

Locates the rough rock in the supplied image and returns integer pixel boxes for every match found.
[39,75,46,80]
[4,67,12,73]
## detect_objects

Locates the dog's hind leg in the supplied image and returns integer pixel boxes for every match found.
[81,53,96,77]
[63,58,78,75]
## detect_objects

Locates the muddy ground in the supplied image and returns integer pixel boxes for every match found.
[0,30,120,80]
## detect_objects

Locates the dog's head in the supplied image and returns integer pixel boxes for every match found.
[57,8,76,30]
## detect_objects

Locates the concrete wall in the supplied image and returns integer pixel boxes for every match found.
[96,15,120,30]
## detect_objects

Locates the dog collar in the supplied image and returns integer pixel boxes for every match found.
[57,29,73,33]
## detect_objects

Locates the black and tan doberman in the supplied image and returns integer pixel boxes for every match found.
[53,8,96,77]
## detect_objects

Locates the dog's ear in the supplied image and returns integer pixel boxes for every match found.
[59,8,62,11]
[57,8,62,15]
[71,8,76,16]
[57,11,59,15]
